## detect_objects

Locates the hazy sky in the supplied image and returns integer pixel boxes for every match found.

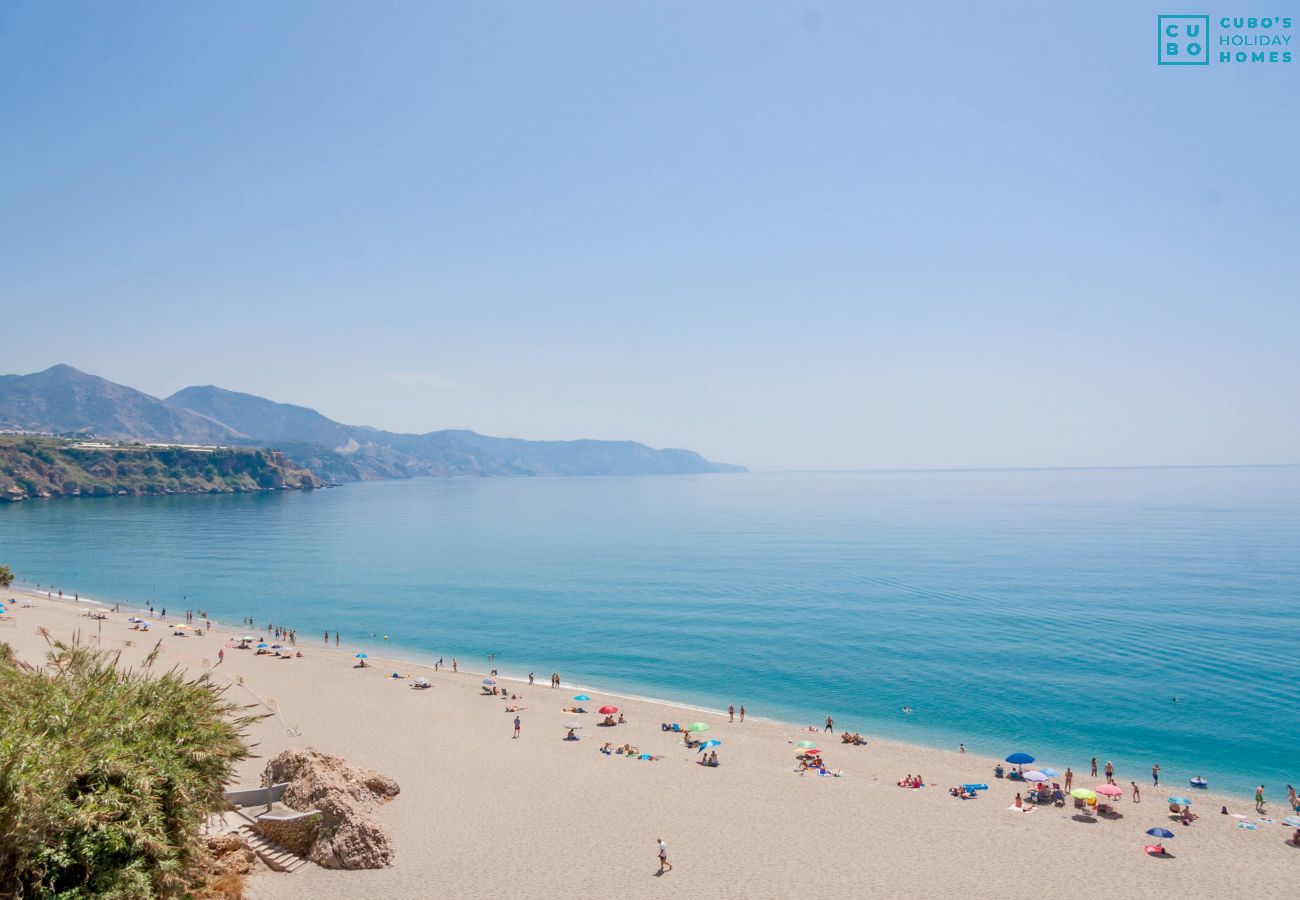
[2,1,1297,470]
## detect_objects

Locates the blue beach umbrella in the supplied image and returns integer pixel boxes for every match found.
[1146,828,1175,839]
[1040,768,1060,778]
[1005,753,1035,765]
[256,643,268,648]
[355,652,368,659]
[573,695,590,702]
[697,740,722,751]
[1167,796,1192,806]
[482,678,497,685]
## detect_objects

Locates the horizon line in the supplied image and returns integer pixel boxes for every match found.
[746,462,1300,476]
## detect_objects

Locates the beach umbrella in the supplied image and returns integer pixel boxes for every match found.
[803,748,821,755]
[270,643,282,649]
[482,678,497,685]
[1005,753,1035,765]
[573,695,590,701]
[1281,816,1300,827]
[796,740,818,749]
[1070,788,1097,800]
[1146,828,1175,839]
[687,722,710,733]
[355,652,368,659]
[1040,768,1060,778]
[256,643,268,649]
[1023,771,1049,782]
[1167,796,1191,806]
[241,636,255,642]
[697,740,721,751]
[599,705,618,714]
[564,722,583,730]
[1096,784,1123,797]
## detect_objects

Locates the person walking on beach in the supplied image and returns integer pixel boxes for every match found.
[1255,785,1266,812]
[1064,768,1073,791]
[739,705,745,722]
[1152,764,1161,787]
[729,705,735,723]
[218,648,224,665]
[1131,781,1141,802]
[1090,757,1097,777]
[1104,760,1114,783]
[656,838,672,874]
[513,715,521,739]
[824,715,834,733]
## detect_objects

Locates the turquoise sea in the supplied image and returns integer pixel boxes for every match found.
[3,467,1298,796]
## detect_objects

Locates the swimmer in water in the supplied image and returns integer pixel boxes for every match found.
[901,706,913,714]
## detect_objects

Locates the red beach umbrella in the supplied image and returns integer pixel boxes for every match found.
[599,705,619,715]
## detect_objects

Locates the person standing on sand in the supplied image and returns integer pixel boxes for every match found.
[739,705,745,722]
[729,705,735,722]
[657,838,672,874]
[514,716,521,739]
[1152,764,1160,787]
[825,715,834,733]
[452,659,457,672]
[1064,768,1073,791]
[1131,781,1140,802]
[1090,757,1097,777]
[218,648,224,665]
[1104,761,1114,783]
[529,673,534,685]
[1256,785,1266,812]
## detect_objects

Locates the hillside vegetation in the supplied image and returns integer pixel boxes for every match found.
[0,436,321,502]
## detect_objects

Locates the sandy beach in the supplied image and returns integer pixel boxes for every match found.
[3,588,1295,899]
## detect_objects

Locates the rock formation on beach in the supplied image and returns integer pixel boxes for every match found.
[266,747,400,870]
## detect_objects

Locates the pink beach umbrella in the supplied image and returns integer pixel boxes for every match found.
[1095,784,1123,797]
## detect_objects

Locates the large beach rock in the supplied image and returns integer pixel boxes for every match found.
[266,747,400,869]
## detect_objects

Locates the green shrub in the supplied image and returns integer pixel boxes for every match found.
[0,639,262,898]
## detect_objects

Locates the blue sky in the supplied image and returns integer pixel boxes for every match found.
[2,1,1296,470]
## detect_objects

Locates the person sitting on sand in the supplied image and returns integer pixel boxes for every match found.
[1181,806,1198,825]
[565,728,578,741]
[1291,828,1300,847]
[1014,793,1023,809]
[617,712,627,724]
[897,774,912,787]
[354,660,369,668]
[601,742,613,755]
[296,651,303,657]
[602,715,616,726]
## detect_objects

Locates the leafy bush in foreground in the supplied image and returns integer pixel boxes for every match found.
[0,638,261,898]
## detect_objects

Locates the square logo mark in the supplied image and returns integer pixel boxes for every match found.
[1158,15,1210,65]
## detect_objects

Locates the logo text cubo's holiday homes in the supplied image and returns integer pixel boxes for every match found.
[1158,15,1293,66]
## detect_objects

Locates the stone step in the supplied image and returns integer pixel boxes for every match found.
[236,824,309,873]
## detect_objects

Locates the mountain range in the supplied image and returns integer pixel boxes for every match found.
[0,365,744,480]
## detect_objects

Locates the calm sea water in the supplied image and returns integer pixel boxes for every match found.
[3,468,1298,795]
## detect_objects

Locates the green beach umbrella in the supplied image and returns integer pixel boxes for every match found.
[687,722,710,733]
[796,740,818,749]
[1070,788,1097,800]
